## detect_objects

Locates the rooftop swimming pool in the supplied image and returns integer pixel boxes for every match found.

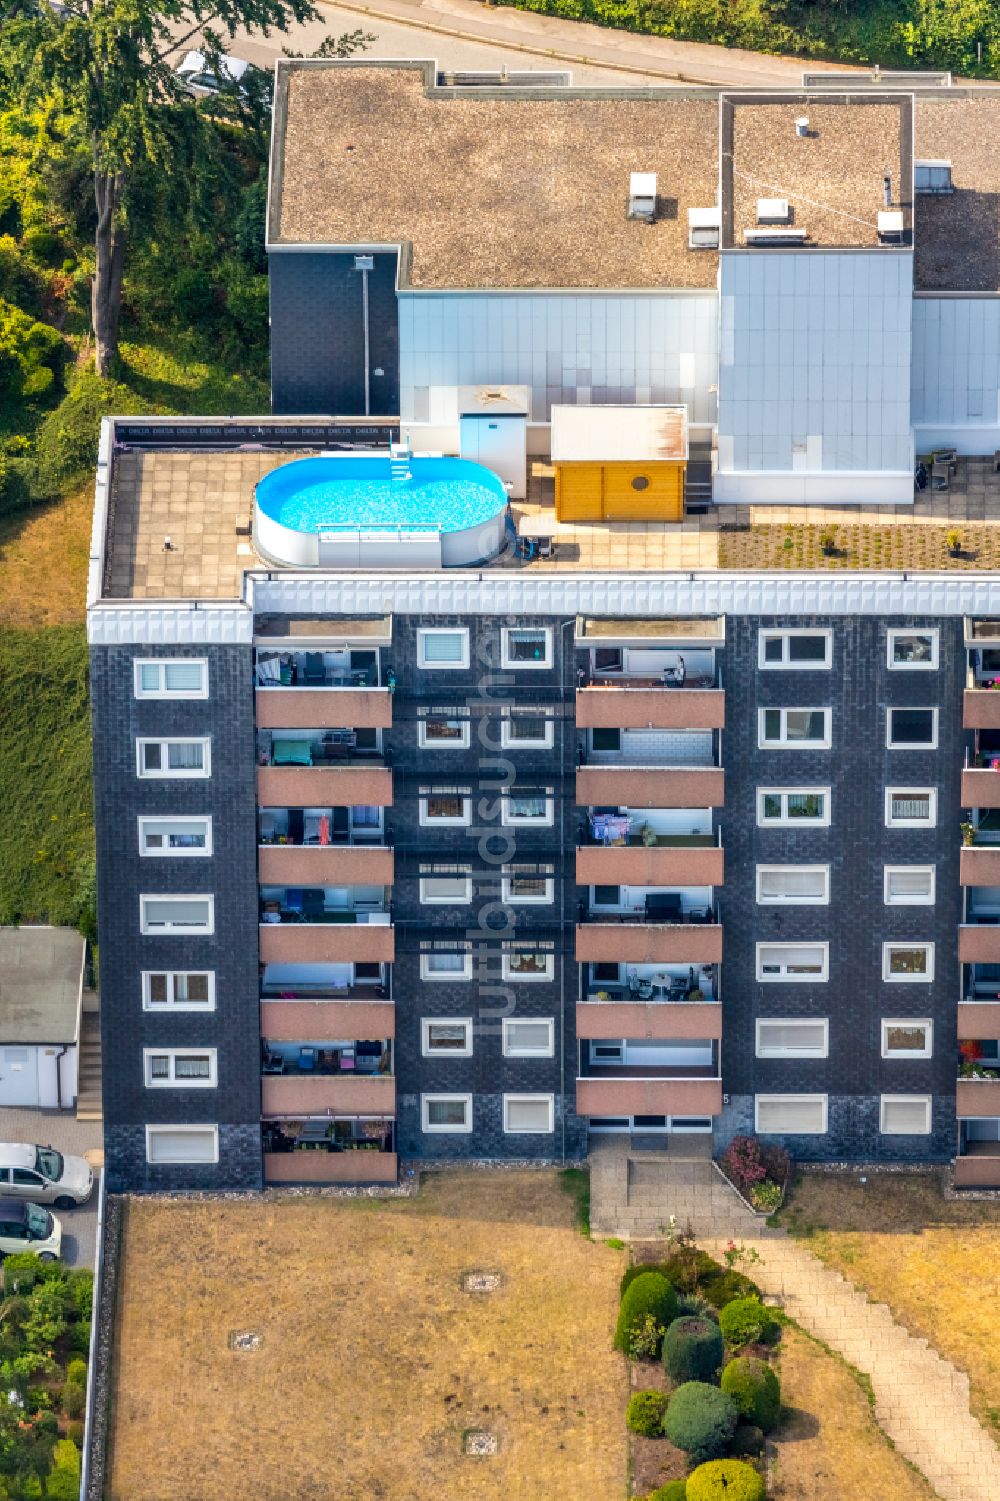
[253,453,509,569]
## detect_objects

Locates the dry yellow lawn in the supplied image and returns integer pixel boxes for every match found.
[779,1172,1000,1434]
[108,1172,628,1501]
[0,487,90,626]
[771,1326,936,1501]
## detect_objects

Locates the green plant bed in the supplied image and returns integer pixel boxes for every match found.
[686,1458,765,1501]
[614,1272,678,1357]
[702,1270,761,1309]
[662,1382,738,1462]
[662,1316,724,1385]
[627,1388,670,1436]
[721,1356,781,1432]
[719,1298,778,1351]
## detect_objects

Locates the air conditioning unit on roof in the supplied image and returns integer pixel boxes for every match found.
[688,207,720,249]
[628,172,657,222]
[757,197,790,224]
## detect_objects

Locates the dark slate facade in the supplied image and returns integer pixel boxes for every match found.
[269,251,400,416]
[90,644,262,1191]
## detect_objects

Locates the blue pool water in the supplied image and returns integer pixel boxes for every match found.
[255,454,508,535]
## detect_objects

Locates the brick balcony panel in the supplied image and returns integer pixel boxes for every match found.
[258,845,394,886]
[961,769,1000,810]
[956,1077,1000,1117]
[263,1152,398,1184]
[576,845,723,887]
[256,688,392,729]
[576,687,725,731]
[260,1000,395,1041]
[958,925,1000,963]
[964,689,1000,730]
[257,765,393,807]
[576,922,722,965]
[953,1155,1000,1187]
[960,847,1000,885]
[261,1074,396,1115]
[575,1000,722,1040]
[576,766,724,808]
[575,1076,722,1116]
[957,1001,1000,1039]
[259,924,394,963]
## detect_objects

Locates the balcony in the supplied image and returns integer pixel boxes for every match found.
[953,1150,1000,1188]
[262,1112,396,1183]
[261,999,395,1040]
[259,845,394,886]
[958,1001,1000,1039]
[577,766,724,808]
[259,807,387,849]
[961,768,1000,809]
[576,910,722,965]
[581,962,717,1006]
[577,688,725,732]
[956,1076,1000,1116]
[258,729,384,767]
[264,1151,398,1184]
[577,842,723,888]
[257,688,392,730]
[258,765,392,808]
[261,1071,396,1115]
[260,917,394,964]
[960,847,1000,884]
[576,999,722,1040]
[964,655,1000,730]
[576,1075,722,1117]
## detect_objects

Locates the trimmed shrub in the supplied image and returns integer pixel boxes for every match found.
[627,1388,669,1436]
[686,1458,765,1501]
[662,1316,724,1385]
[644,1484,687,1501]
[66,1358,87,1387]
[621,1261,670,1298]
[2,1253,40,1294]
[614,1272,678,1357]
[719,1297,775,1350]
[662,1382,738,1463]
[702,1271,761,1309]
[676,1291,720,1323]
[721,1356,781,1433]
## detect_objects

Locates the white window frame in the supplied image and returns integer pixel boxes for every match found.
[416,628,469,670]
[419,952,473,982]
[502,874,555,906]
[886,707,938,750]
[757,788,831,828]
[417,712,471,750]
[141,971,216,1012]
[143,1048,217,1089]
[501,792,555,828]
[501,627,553,670]
[755,1018,829,1059]
[756,942,829,983]
[421,1093,473,1134]
[501,709,555,751]
[419,794,472,827]
[883,866,936,906]
[502,1018,556,1058]
[502,952,555,983]
[885,787,937,828]
[420,1018,474,1058]
[503,1093,555,1134]
[879,1094,933,1135]
[133,658,208,699]
[881,1019,933,1060]
[145,1124,219,1165]
[887,628,939,671]
[882,942,934,983]
[138,816,213,858]
[139,895,215,934]
[755,1094,829,1134]
[755,865,830,906]
[136,738,211,779]
[758,629,833,671]
[758,708,831,750]
[418,875,473,905]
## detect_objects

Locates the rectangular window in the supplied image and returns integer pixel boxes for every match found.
[503,1093,555,1134]
[887,629,939,670]
[914,160,952,194]
[755,1019,829,1058]
[759,708,831,749]
[417,629,469,669]
[139,896,214,934]
[880,1095,932,1134]
[419,951,473,982]
[758,630,832,670]
[145,1125,219,1165]
[419,875,473,905]
[502,792,554,827]
[502,870,554,905]
[134,659,208,699]
[421,1093,472,1133]
[755,1094,828,1134]
[502,1018,555,1058]
[417,710,471,749]
[757,788,830,827]
[142,972,215,1011]
[138,817,212,857]
[883,943,934,982]
[421,1019,473,1057]
[881,1020,933,1059]
[756,943,829,982]
[885,788,937,828]
[136,738,210,779]
[756,865,830,905]
[143,1048,217,1088]
[501,709,555,750]
[501,627,552,669]
[884,866,936,905]
[419,789,472,826]
[887,708,938,749]
[502,952,554,983]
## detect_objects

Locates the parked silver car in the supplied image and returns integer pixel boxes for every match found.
[0,1144,93,1209]
[0,1200,62,1262]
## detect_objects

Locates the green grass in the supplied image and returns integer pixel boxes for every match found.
[0,625,94,935]
[559,1167,592,1237]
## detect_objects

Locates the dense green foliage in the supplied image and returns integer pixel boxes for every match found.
[614,1272,678,1356]
[663,1382,739,1463]
[662,1316,724,1384]
[720,1356,781,1432]
[0,627,95,936]
[686,1459,766,1501]
[702,1271,761,1309]
[643,1483,687,1501]
[626,1388,669,1436]
[499,0,1000,75]
[621,1250,722,1300]
[718,1298,777,1350]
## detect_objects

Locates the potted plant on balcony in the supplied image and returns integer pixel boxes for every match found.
[961,821,975,847]
[947,529,962,558]
[819,527,837,557]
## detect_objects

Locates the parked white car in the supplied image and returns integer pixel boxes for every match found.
[0,1144,93,1209]
[174,49,253,97]
[0,1201,62,1261]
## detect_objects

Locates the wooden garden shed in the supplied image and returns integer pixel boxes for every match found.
[551,404,688,522]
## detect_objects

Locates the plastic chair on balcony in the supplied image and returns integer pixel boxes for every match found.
[283,889,305,921]
[298,1047,316,1072]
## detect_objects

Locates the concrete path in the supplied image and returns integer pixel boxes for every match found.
[589,1135,765,1238]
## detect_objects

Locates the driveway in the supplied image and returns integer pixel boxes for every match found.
[0,1108,103,1270]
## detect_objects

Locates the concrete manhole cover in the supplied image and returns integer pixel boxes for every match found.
[462,1271,503,1294]
[228,1331,263,1352]
[463,1431,498,1457]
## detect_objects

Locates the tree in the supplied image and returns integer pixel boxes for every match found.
[12,0,369,375]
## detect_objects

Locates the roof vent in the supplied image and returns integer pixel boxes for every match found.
[688,206,720,249]
[744,227,809,246]
[877,210,905,244]
[628,172,657,222]
[794,116,810,137]
[757,197,790,224]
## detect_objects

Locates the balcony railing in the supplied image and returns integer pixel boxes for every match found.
[575,1075,723,1116]
[262,1040,391,1076]
[259,808,387,847]
[258,732,385,768]
[576,999,722,1040]
[255,651,382,689]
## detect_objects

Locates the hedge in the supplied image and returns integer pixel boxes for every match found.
[662,1316,724,1385]
[686,1458,765,1501]
[614,1271,678,1356]
[718,1297,776,1350]
[662,1382,738,1463]
[627,1388,669,1436]
[721,1356,781,1433]
[702,1270,761,1309]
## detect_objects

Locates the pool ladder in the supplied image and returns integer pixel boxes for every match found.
[389,440,412,485]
